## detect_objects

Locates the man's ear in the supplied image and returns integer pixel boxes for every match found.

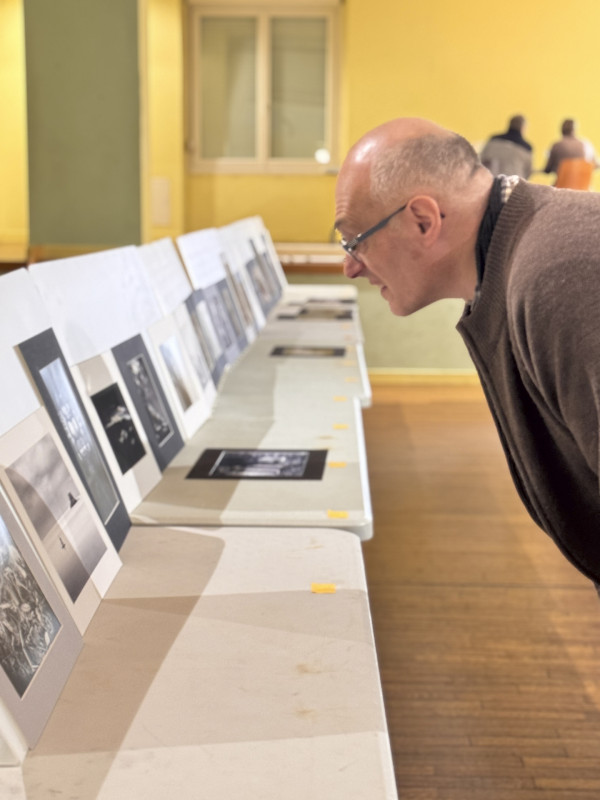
[406,196,443,245]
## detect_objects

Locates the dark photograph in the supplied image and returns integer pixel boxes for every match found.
[91,383,146,474]
[270,345,346,358]
[0,509,61,697]
[187,448,328,481]
[112,335,184,471]
[7,434,108,602]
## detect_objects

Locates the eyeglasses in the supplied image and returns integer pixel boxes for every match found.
[338,202,408,260]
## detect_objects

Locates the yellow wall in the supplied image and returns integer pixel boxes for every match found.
[0,0,28,260]
[5,0,600,252]
[342,0,600,187]
[143,0,186,241]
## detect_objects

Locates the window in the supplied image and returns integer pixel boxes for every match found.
[188,5,339,174]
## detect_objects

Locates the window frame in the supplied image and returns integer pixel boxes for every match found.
[187,4,340,175]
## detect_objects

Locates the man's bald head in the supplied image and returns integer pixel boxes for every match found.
[339,117,483,208]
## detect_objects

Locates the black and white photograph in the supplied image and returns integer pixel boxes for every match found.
[90,383,146,474]
[218,280,244,341]
[205,289,234,350]
[193,296,224,363]
[159,336,194,412]
[0,484,82,747]
[187,448,328,481]
[6,433,108,602]
[112,335,184,471]
[17,329,130,551]
[38,358,120,525]
[246,257,276,315]
[270,345,346,358]
[249,239,281,300]
[126,354,174,446]
[222,255,256,330]
[176,310,213,389]
[186,296,216,371]
[0,510,60,697]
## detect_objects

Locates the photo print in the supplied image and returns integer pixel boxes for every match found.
[187,448,328,481]
[248,239,281,301]
[90,384,146,475]
[246,257,277,316]
[0,511,60,698]
[270,345,346,358]
[112,335,184,471]
[159,336,194,412]
[175,307,213,390]
[185,291,228,387]
[218,279,246,344]
[17,329,130,551]
[6,433,108,603]
[222,255,257,331]
[0,485,82,748]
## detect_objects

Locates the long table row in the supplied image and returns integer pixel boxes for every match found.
[0,217,397,798]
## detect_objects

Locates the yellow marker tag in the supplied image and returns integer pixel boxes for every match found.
[328,461,347,469]
[311,583,337,594]
[327,509,349,519]
[345,376,358,383]
[333,395,348,402]
[333,423,349,430]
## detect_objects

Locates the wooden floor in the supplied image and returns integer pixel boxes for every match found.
[361,382,600,800]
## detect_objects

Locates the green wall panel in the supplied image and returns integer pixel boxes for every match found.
[24,0,141,246]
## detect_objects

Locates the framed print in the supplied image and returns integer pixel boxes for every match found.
[186,448,328,481]
[72,352,162,512]
[0,409,121,631]
[0,484,82,748]
[17,329,130,551]
[112,335,184,471]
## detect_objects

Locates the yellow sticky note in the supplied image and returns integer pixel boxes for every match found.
[333,395,348,402]
[342,361,357,367]
[333,423,349,430]
[328,461,347,469]
[311,583,337,594]
[345,376,358,383]
[327,509,349,519]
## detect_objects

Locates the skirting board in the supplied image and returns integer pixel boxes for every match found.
[367,368,479,386]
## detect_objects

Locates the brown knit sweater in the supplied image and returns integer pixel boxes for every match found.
[457,180,600,582]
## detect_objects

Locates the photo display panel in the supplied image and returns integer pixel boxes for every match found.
[0,483,82,747]
[137,238,193,317]
[112,335,184,471]
[17,329,131,551]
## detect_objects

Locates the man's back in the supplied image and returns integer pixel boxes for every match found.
[480,137,532,178]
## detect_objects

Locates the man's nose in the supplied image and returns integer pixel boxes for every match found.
[343,254,364,279]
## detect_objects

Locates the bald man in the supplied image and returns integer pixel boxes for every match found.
[335,117,600,587]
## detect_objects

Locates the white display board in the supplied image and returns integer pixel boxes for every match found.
[137,238,193,317]
[28,247,163,365]
[0,270,51,436]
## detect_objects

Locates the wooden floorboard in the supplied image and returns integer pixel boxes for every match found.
[361,383,600,800]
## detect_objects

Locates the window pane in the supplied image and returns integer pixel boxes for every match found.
[200,18,256,158]
[270,18,327,159]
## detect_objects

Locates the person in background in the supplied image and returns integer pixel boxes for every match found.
[479,115,533,178]
[543,118,598,175]
[334,116,600,591]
